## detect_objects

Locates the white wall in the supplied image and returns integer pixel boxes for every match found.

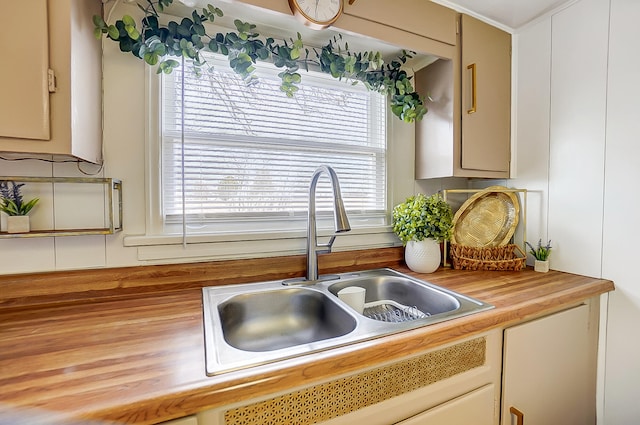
[547,0,609,278]
[601,0,640,423]
[515,0,640,422]
[509,18,551,254]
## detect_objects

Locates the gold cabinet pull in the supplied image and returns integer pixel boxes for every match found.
[510,406,524,425]
[467,63,477,114]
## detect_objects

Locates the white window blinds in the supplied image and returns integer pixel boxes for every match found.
[161,53,387,234]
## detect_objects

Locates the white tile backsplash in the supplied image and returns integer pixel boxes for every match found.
[53,183,106,230]
[0,238,56,274]
[0,157,114,274]
[0,157,53,176]
[54,235,106,270]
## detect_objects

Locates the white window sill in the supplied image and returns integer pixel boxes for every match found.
[123,226,400,262]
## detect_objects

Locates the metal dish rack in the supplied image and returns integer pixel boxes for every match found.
[363,300,431,323]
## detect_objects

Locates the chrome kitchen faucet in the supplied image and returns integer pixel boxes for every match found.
[285,165,351,284]
[305,165,351,281]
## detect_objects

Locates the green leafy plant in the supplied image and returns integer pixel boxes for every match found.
[93,0,427,123]
[392,193,453,244]
[0,181,39,216]
[525,239,552,261]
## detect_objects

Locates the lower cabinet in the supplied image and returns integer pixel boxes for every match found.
[198,330,502,425]
[501,302,598,425]
[397,384,495,425]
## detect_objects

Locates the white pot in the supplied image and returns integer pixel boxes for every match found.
[7,215,30,234]
[534,259,550,273]
[405,238,441,273]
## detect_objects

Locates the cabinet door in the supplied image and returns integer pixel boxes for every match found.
[397,384,495,425]
[0,0,50,140]
[343,0,457,46]
[460,14,511,174]
[502,304,596,425]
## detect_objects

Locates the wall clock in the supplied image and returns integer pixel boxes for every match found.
[288,0,344,30]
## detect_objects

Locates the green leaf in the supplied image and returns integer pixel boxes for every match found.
[93,14,106,29]
[167,21,178,36]
[177,23,192,37]
[194,23,205,36]
[144,15,159,30]
[122,15,136,27]
[125,25,140,40]
[192,10,201,24]
[107,25,120,40]
[144,52,159,65]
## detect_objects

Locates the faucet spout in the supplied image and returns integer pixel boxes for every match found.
[306,165,351,282]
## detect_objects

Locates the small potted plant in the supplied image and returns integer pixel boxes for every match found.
[392,193,453,273]
[525,239,552,272]
[0,181,39,234]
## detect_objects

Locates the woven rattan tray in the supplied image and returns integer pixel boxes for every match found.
[451,186,520,247]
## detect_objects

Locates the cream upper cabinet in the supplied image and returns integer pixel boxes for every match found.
[0,0,103,164]
[343,0,458,46]
[415,15,511,179]
[0,0,50,141]
[501,302,598,425]
[460,14,511,175]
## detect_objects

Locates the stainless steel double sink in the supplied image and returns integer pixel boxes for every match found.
[202,268,493,375]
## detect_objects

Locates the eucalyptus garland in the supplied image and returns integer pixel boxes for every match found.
[93,0,427,122]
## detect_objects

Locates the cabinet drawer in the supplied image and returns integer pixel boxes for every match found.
[397,384,495,425]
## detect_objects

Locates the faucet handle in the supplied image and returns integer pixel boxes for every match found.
[316,235,337,254]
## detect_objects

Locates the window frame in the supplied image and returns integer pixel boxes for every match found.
[159,54,389,235]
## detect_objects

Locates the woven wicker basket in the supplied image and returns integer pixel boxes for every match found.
[450,243,526,271]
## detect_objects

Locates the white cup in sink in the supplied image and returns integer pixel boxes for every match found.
[337,286,366,314]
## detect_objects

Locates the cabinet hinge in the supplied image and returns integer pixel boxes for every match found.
[48,69,57,93]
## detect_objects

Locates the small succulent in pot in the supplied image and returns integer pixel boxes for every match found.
[525,239,552,261]
[392,193,453,244]
[0,181,39,216]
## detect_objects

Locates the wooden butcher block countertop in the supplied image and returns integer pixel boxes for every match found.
[0,248,614,424]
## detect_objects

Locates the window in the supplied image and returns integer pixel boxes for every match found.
[160,53,388,235]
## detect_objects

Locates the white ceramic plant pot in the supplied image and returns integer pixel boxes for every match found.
[534,259,550,273]
[405,238,441,273]
[7,215,30,234]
